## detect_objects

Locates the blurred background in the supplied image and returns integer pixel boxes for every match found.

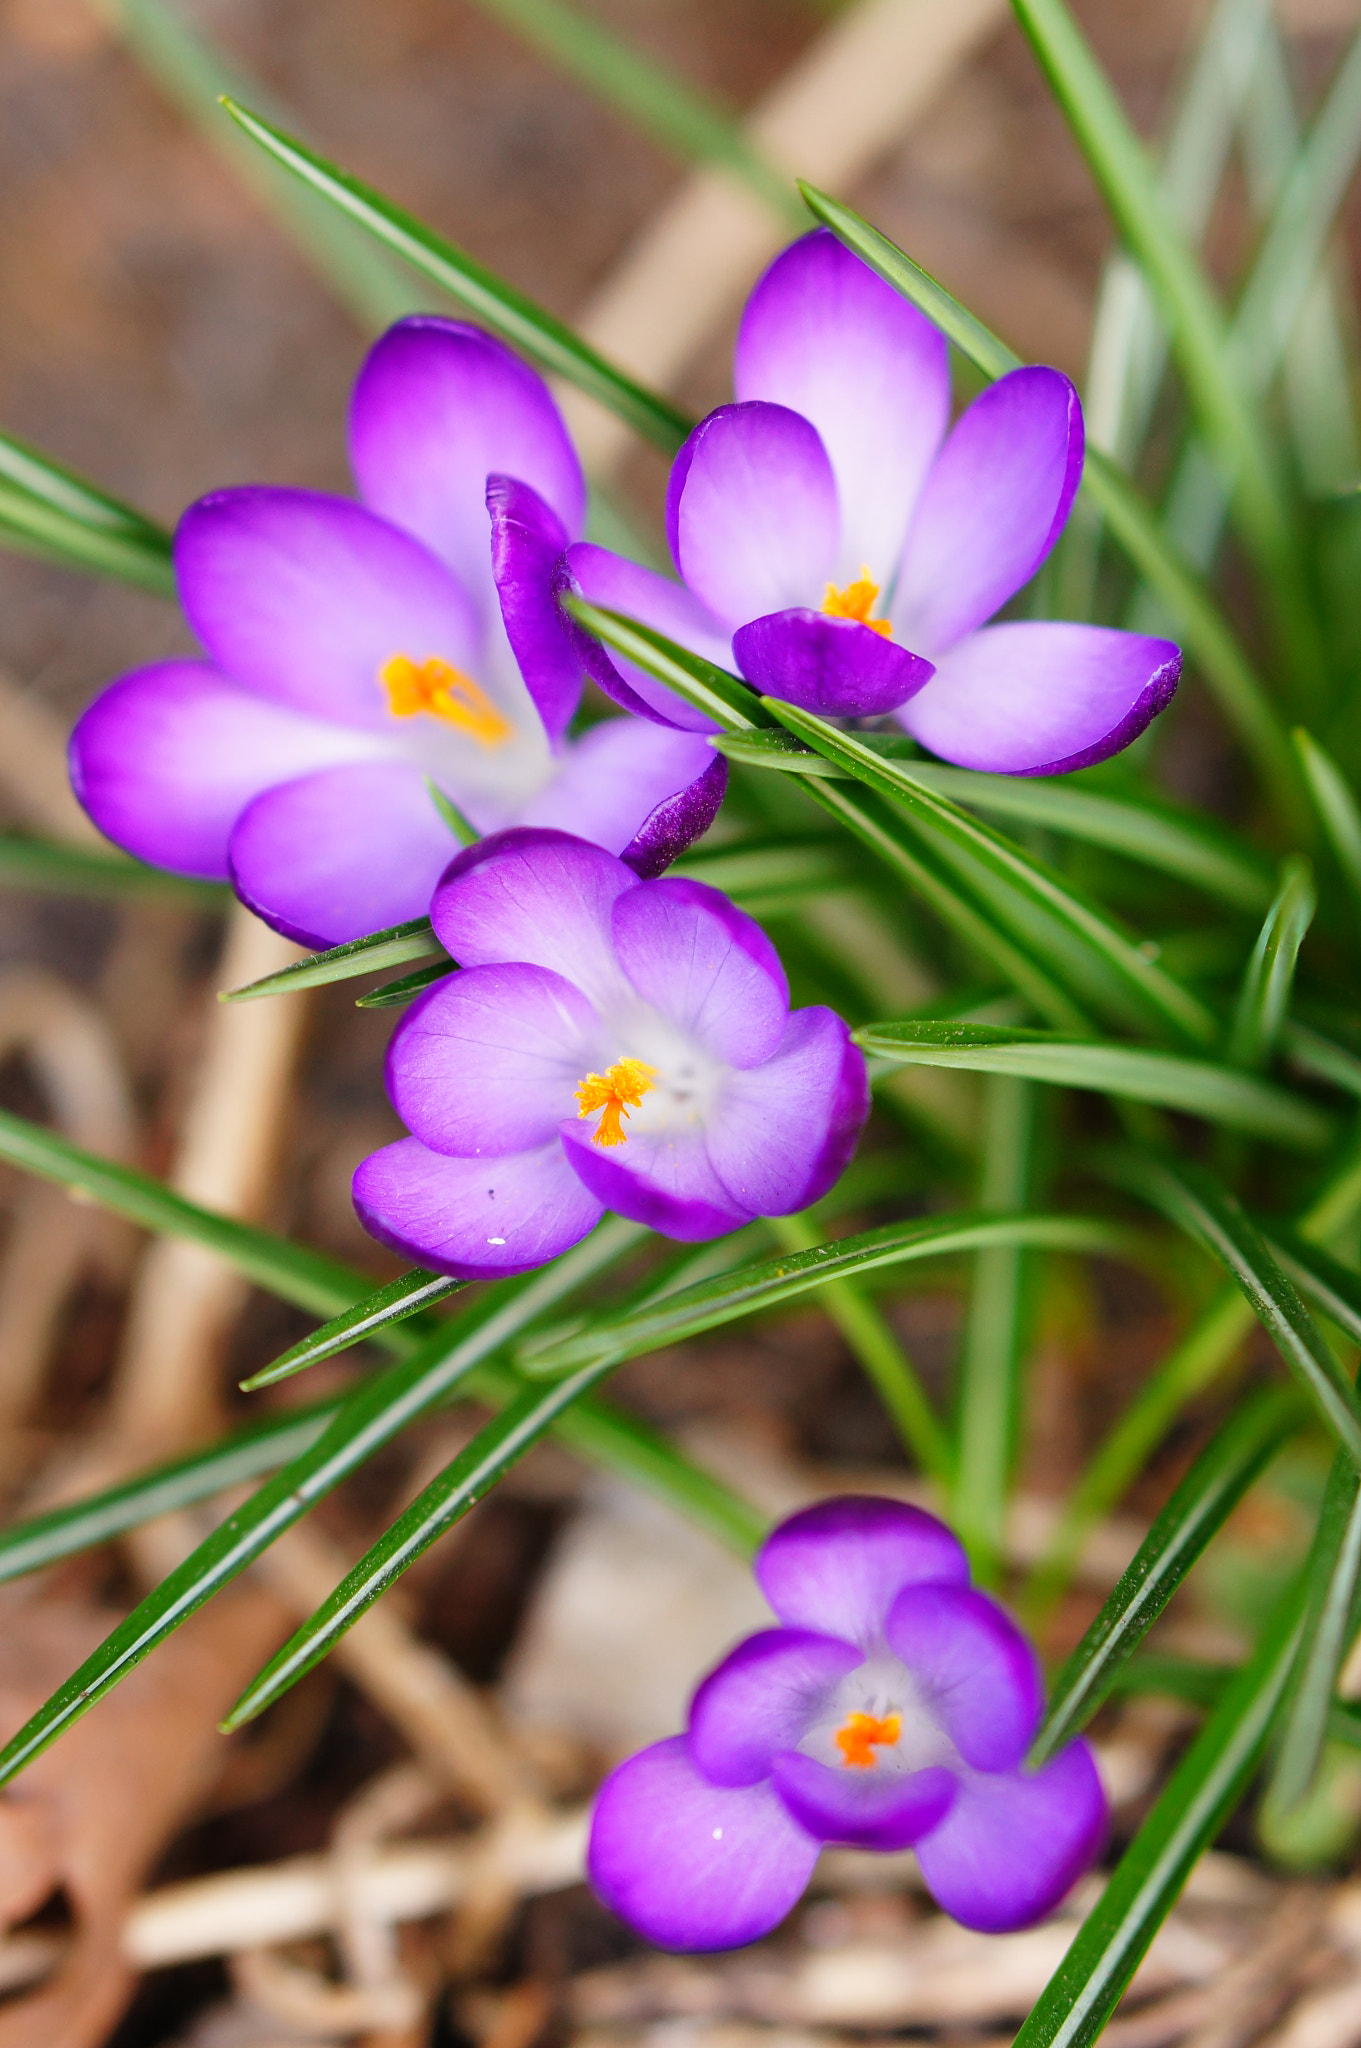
[1,2,1361,2044]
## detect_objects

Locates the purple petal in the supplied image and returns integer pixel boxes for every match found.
[352,1133,602,1280]
[735,229,950,579]
[688,1628,862,1787]
[886,1584,1042,1771]
[487,474,581,748]
[895,367,1084,653]
[706,1008,870,1218]
[915,1742,1107,1933]
[667,403,839,629]
[176,487,483,727]
[227,761,463,948]
[756,1497,968,1647]
[429,828,638,1011]
[515,718,721,869]
[622,751,728,880]
[899,622,1181,775]
[564,544,729,732]
[588,1735,819,1952]
[771,1751,956,1851]
[349,317,585,609]
[560,1116,751,1241]
[385,962,599,1156]
[732,610,932,718]
[68,661,378,881]
[611,877,788,1067]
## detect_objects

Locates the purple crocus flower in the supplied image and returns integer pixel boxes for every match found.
[589,1496,1107,1950]
[550,230,1179,770]
[68,319,724,948]
[352,827,869,1278]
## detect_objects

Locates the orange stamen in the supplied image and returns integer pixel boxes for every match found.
[575,1057,657,1147]
[834,1710,902,1769]
[380,654,513,747]
[822,566,892,637]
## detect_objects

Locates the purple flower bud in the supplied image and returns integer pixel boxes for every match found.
[559,229,1179,768]
[351,828,869,1278]
[68,319,724,948]
[588,1495,1107,1950]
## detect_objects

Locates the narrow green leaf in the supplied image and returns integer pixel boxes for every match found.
[1006,0,1292,584]
[517,1212,1133,1379]
[1228,856,1316,1069]
[670,834,865,915]
[1114,1153,1361,1467]
[797,185,1304,821]
[220,916,445,1002]
[1284,1020,1361,1101]
[1030,1384,1302,1764]
[354,960,458,1010]
[468,0,799,220]
[220,101,694,455]
[1265,1446,1361,1813]
[563,598,772,730]
[1294,730,1361,930]
[857,1023,1330,1150]
[1261,1227,1361,1347]
[0,835,228,906]
[0,1401,339,1586]
[713,735,1275,914]
[224,1361,621,1725]
[239,1270,466,1391]
[0,430,176,595]
[1013,1591,1303,2048]
[424,779,479,846]
[767,700,1222,1050]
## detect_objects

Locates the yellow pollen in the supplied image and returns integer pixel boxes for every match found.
[575,1057,657,1147]
[822,566,893,637]
[379,654,514,747]
[835,1710,902,1769]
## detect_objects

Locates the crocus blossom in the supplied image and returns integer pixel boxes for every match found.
[68,318,723,948]
[352,827,868,1277]
[589,1495,1106,1950]
[552,229,1179,770]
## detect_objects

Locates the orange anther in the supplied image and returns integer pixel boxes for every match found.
[574,1057,657,1147]
[834,1710,902,1769]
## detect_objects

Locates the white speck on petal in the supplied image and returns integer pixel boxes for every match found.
[487,1236,506,1245]
[712,1827,722,1840]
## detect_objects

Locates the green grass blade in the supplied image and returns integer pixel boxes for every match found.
[1264,1447,1361,1814]
[220,101,694,455]
[1294,730,1361,930]
[858,1022,1331,1149]
[1030,1384,1301,1763]
[1261,1228,1361,1346]
[1284,1021,1361,1102]
[220,917,444,1002]
[106,0,428,333]
[1006,0,1292,584]
[469,0,798,220]
[0,835,228,906]
[953,1078,1037,1581]
[797,186,1303,822]
[517,1213,1132,1379]
[670,834,864,918]
[354,960,457,1010]
[767,701,1222,1050]
[1228,857,1316,1069]
[0,430,175,595]
[1013,1589,1303,2048]
[562,599,772,730]
[1115,1153,1361,1466]
[239,1270,466,1391]
[0,1401,339,1586]
[224,1362,622,1726]
[767,1211,953,1483]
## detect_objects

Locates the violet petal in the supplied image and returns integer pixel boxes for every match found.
[621,750,728,879]
[352,1133,603,1280]
[915,1741,1107,1933]
[429,828,638,1011]
[611,876,789,1067]
[706,1008,869,1218]
[560,1115,751,1241]
[487,473,581,748]
[588,1735,819,1952]
[733,609,933,718]
[688,1628,862,1787]
[771,1751,956,1851]
[756,1496,969,1647]
[886,1582,1042,1772]
[517,719,720,864]
[564,543,728,732]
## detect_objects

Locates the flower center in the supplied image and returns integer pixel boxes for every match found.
[574,1057,657,1147]
[822,567,892,637]
[834,1709,902,1769]
[379,654,513,747]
